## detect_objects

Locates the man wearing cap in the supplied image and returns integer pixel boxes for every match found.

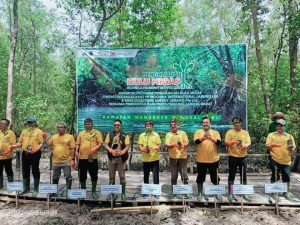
[225,117,251,202]
[268,112,288,182]
[76,118,102,199]
[12,116,44,197]
[48,122,75,194]
[165,119,189,198]
[194,116,222,201]
[0,119,16,189]
[103,119,130,201]
[266,119,297,201]
[139,121,161,198]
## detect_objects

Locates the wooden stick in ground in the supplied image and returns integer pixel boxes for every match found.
[78,199,81,214]
[47,194,50,210]
[111,194,113,210]
[15,191,18,208]
[151,195,153,219]
[91,205,184,213]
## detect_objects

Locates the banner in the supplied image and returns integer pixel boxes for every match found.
[76,45,247,132]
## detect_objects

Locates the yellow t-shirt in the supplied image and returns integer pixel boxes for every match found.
[76,129,103,159]
[104,133,130,148]
[139,132,161,162]
[0,130,16,160]
[48,134,76,164]
[266,132,296,165]
[194,129,221,163]
[165,130,189,159]
[19,127,44,151]
[225,129,251,157]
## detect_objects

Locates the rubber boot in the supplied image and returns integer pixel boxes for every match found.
[80,181,86,189]
[121,183,127,201]
[92,181,98,200]
[0,176,3,189]
[283,182,293,201]
[66,179,72,199]
[227,181,238,202]
[51,179,59,197]
[7,175,13,182]
[22,177,30,194]
[32,178,40,197]
[66,180,72,189]
[197,183,204,201]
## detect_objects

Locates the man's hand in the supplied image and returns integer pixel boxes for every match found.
[230,140,238,146]
[75,151,80,159]
[206,134,216,143]
[269,143,281,148]
[70,159,75,169]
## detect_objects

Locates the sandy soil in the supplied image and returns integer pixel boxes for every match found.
[1,201,300,225]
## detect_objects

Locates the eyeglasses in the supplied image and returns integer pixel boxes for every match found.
[57,126,65,128]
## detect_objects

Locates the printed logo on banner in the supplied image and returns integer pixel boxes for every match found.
[204,185,226,195]
[141,184,161,196]
[67,189,86,199]
[39,184,58,194]
[265,183,287,193]
[173,185,193,195]
[7,182,23,192]
[232,185,254,195]
[101,185,122,194]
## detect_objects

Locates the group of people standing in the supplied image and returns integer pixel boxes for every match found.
[0,112,296,202]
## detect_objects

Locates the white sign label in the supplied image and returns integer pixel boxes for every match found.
[7,182,23,192]
[265,183,287,193]
[141,184,161,196]
[101,185,122,194]
[173,185,193,195]
[232,185,254,195]
[39,184,58,194]
[67,189,86,199]
[204,185,226,195]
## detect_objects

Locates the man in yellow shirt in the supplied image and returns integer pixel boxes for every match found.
[139,121,161,198]
[48,122,75,195]
[0,119,16,189]
[194,116,221,201]
[104,119,130,201]
[165,119,189,197]
[225,117,251,202]
[266,119,297,201]
[76,118,102,199]
[12,116,44,197]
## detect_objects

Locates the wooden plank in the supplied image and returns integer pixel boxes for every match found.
[91,205,184,213]
[221,205,300,211]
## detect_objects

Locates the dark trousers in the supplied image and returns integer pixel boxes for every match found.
[196,161,220,184]
[169,158,188,185]
[0,158,13,177]
[269,159,290,183]
[268,155,281,181]
[228,156,247,184]
[143,160,159,184]
[22,151,41,179]
[78,159,98,182]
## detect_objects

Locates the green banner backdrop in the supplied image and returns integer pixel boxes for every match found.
[76,44,247,133]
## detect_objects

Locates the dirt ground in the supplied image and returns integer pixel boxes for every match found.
[1,201,300,225]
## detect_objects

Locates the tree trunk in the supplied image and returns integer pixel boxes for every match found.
[249,0,272,116]
[288,0,299,111]
[6,0,19,125]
